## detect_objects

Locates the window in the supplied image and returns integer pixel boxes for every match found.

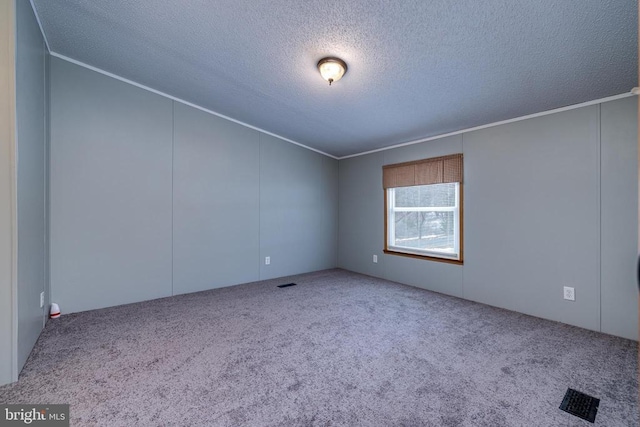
[383,154,463,263]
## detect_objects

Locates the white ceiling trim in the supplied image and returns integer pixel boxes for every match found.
[49,52,339,160]
[339,92,636,160]
[47,55,634,162]
[28,0,50,52]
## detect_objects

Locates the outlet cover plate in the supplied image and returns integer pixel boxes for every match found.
[40,292,44,308]
[563,286,575,301]
[265,256,270,265]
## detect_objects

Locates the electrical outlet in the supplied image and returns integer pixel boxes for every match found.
[265,256,270,265]
[563,286,575,301]
[40,292,44,308]
[373,254,378,263]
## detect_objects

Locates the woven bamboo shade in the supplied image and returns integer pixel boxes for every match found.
[383,154,462,189]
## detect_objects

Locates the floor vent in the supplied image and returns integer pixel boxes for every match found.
[560,388,599,423]
[277,283,297,288]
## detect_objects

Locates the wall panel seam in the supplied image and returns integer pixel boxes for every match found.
[171,101,174,296]
[461,132,465,299]
[258,133,262,280]
[10,0,19,381]
[597,103,602,333]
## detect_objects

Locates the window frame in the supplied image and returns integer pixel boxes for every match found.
[384,182,464,265]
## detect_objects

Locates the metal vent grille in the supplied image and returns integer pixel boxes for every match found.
[560,388,599,423]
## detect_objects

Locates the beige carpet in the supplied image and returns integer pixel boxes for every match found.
[0,269,637,426]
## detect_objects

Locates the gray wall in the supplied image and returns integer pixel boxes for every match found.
[463,107,601,331]
[260,133,338,280]
[339,97,638,340]
[16,0,49,372]
[50,58,173,313]
[600,97,638,339]
[338,152,385,280]
[0,0,17,386]
[50,57,339,313]
[173,103,260,294]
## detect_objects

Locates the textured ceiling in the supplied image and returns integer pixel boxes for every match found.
[32,0,637,157]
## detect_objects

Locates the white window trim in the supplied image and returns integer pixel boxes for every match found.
[386,183,461,262]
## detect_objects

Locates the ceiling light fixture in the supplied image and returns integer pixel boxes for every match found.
[317,57,347,86]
